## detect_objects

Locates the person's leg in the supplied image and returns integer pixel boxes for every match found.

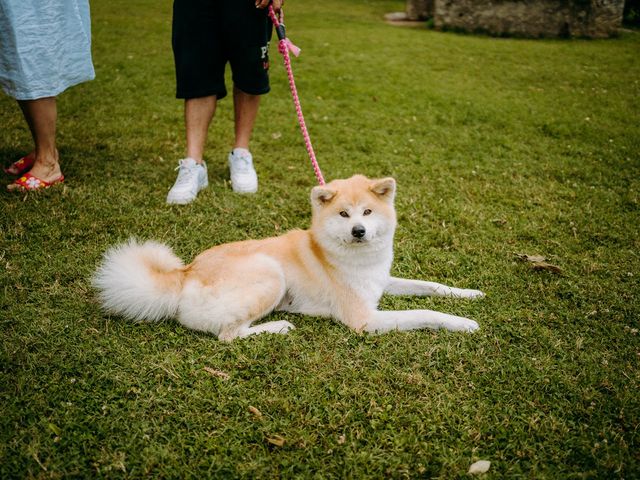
[228,87,260,193]
[225,0,271,193]
[232,86,260,150]
[167,0,223,204]
[15,97,62,183]
[166,95,214,204]
[185,95,217,163]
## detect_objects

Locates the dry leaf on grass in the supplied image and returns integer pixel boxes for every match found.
[266,435,285,447]
[515,253,546,263]
[531,261,563,274]
[202,367,230,380]
[468,460,491,474]
[248,406,262,418]
[514,253,562,274]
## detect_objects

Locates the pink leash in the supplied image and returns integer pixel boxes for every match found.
[268,6,326,186]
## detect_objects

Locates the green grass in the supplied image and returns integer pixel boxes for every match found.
[1,0,639,477]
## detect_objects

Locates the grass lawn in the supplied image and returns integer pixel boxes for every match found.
[1,0,639,477]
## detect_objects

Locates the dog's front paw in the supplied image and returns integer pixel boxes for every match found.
[461,289,485,300]
[449,318,479,332]
[463,319,479,332]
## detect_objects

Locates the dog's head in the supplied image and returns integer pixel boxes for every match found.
[310,175,397,251]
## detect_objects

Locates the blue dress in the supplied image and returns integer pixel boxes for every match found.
[0,0,95,100]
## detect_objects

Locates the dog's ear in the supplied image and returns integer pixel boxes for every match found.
[311,186,337,206]
[370,177,396,202]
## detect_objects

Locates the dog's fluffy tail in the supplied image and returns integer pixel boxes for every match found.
[93,239,185,322]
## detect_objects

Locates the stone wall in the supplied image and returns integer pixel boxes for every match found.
[406,0,434,20]
[431,0,624,38]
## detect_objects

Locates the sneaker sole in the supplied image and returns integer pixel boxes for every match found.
[167,196,194,205]
[231,184,258,194]
[167,177,208,205]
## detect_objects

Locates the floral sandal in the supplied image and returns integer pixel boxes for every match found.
[7,172,65,191]
[4,155,35,176]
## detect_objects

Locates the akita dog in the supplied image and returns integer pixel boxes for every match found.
[93,175,483,341]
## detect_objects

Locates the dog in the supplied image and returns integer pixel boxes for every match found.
[93,175,483,341]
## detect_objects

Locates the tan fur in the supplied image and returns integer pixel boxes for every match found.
[94,175,483,340]
[145,258,184,293]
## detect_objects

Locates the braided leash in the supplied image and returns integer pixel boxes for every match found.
[268,5,325,186]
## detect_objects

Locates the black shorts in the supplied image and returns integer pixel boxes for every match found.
[172,0,273,99]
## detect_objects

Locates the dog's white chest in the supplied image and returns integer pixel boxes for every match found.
[342,264,389,302]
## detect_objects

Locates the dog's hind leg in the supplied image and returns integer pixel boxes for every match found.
[384,277,484,299]
[224,320,295,340]
[178,254,294,341]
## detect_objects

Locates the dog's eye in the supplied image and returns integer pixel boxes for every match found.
[339,211,349,218]
[363,209,372,216]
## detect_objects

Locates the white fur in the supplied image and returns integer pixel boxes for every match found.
[366,310,479,333]
[92,239,184,322]
[385,277,485,299]
[176,254,286,339]
[93,176,484,340]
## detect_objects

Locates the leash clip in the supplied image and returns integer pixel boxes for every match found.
[275,23,286,41]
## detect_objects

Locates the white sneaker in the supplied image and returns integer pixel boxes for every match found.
[166,158,208,205]
[228,148,258,193]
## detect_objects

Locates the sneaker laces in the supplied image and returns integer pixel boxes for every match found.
[231,153,253,173]
[173,161,197,187]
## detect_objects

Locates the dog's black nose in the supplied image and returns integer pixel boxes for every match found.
[351,225,366,238]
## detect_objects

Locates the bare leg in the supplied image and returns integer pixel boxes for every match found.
[185,96,217,163]
[233,86,260,149]
[9,97,61,187]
